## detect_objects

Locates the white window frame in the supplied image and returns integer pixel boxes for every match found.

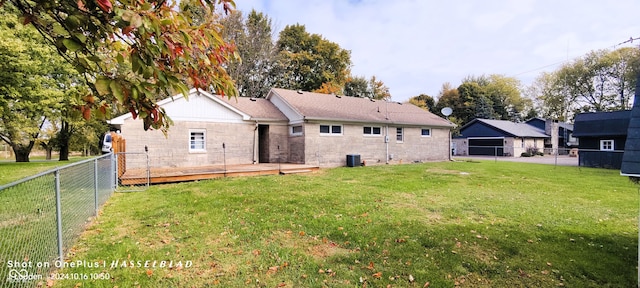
[319,124,343,136]
[600,139,614,151]
[291,125,303,136]
[396,127,404,143]
[363,126,382,136]
[189,129,206,153]
[420,128,431,137]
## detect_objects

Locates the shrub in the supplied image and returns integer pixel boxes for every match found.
[526,146,540,156]
[521,152,532,157]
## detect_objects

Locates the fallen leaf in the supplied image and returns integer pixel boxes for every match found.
[409,274,415,282]
[424,281,431,287]
[367,262,375,270]
[267,266,279,275]
[146,269,153,277]
[372,272,382,279]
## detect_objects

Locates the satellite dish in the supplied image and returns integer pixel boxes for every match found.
[441,107,453,117]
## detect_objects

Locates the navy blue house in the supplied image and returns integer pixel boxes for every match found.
[573,110,631,169]
[525,118,577,152]
[453,119,549,157]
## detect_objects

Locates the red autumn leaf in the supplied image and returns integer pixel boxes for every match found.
[146,269,153,277]
[129,107,138,119]
[122,25,134,35]
[82,105,91,120]
[96,0,112,13]
[77,0,88,12]
[372,272,382,279]
[152,108,159,123]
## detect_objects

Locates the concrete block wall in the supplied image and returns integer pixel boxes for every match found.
[303,123,451,167]
[120,119,256,168]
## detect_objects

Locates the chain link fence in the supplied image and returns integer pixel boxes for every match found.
[0,154,115,287]
[115,152,149,192]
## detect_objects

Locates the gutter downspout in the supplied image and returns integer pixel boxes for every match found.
[448,128,452,161]
[385,125,389,164]
[253,121,258,164]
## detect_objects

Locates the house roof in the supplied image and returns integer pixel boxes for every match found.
[525,117,574,132]
[572,110,631,137]
[267,88,455,127]
[461,118,549,138]
[108,89,287,125]
[220,96,288,121]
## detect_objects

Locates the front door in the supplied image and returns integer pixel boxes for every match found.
[258,125,269,163]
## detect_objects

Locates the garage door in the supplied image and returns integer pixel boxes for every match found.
[469,138,504,156]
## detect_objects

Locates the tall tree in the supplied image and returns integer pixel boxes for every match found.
[222,10,278,98]
[5,0,238,133]
[341,75,390,100]
[603,47,640,110]
[344,76,370,97]
[434,83,464,134]
[408,94,436,111]
[484,74,528,121]
[369,76,391,100]
[275,24,351,92]
[0,5,64,162]
[528,71,571,121]
[434,83,460,116]
[553,48,640,115]
[529,47,640,121]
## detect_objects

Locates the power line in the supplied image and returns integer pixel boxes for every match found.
[511,36,640,78]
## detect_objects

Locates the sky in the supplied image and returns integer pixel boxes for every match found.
[233,0,640,102]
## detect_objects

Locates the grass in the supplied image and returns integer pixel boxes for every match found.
[0,155,113,284]
[0,156,90,185]
[52,161,638,287]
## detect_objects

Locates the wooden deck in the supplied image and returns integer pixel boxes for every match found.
[119,163,320,185]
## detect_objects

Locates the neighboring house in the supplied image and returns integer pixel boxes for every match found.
[573,110,631,169]
[109,88,455,168]
[452,119,549,157]
[525,118,577,153]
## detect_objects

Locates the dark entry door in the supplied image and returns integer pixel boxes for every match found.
[469,138,504,156]
[258,125,269,163]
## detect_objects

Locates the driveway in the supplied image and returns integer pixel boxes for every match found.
[453,155,579,166]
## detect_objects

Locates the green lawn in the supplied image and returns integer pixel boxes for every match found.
[52,161,638,287]
[0,156,90,185]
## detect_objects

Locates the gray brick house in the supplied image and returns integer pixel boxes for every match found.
[109,88,455,168]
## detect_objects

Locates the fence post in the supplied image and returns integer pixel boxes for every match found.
[112,153,117,190]
[94,158,99,216]
[54,170,64,262]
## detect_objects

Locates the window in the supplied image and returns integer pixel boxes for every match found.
[291,125,303,135]
[600,140,614,151]
[363,126,382,135]
[320,124,342,135]
[521,138,525,148]
[189,130,205,152]
[396,127,403,142]
[421,128,431,137]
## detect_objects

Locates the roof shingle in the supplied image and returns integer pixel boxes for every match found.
[269,88,454,127]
